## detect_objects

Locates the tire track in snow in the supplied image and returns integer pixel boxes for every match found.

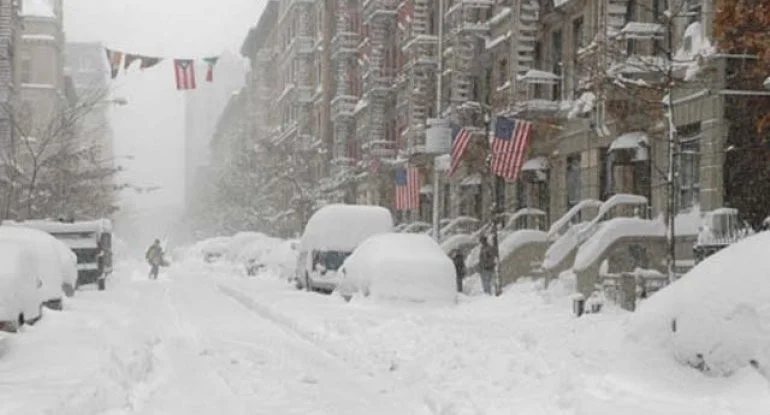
[217,283,441,415]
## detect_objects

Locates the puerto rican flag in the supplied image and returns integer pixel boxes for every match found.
[174,59,196,90]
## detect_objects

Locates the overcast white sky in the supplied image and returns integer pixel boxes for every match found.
[64,0,266,245]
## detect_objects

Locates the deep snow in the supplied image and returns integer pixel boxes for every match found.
[2,250,769,415]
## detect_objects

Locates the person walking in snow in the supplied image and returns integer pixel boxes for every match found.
[478,234,497,295]
[146,239,164,280]
[451,250,466,293]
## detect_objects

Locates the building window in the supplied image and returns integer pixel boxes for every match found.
[566,153,582,211]
[572,16,584,52]
[678,123,701,210]
[21,55,31,83]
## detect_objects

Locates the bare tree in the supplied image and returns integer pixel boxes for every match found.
[0,86,119,219]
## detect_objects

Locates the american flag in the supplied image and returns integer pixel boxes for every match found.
[491,116,533,182]
[174,59,196,90]
[394,167,420,211]
[447,123,472,177]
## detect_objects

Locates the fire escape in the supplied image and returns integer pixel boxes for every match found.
[295,3,317,151]
[444,0,493,125]
[359,0,398,159]
[398,0,437,155]
[330,0,360,169]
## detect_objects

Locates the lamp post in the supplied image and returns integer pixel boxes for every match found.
[425,0,449,242]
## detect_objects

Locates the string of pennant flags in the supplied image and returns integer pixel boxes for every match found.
[105,48,220,91]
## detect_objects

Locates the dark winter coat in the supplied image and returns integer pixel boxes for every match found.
[478,243,496,271]
[146,243,163,266]
[451,252,466,279]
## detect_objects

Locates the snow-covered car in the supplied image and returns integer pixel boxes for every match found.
[0,226,75,310]
[297,204,393,292]
[630,230,770,380]
[189,237,231,263]
[337,233,457,305]
[262,239,299,280]
[0,242,44,332]
[237,235,281,275]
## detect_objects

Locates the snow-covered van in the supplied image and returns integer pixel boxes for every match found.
[3,219,113,291]
[0,226,77,310]
[296,204,393,292]
[0,242,43,332]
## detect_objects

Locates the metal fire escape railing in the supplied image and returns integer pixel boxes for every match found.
[331,0,359,166]
[510,0,539,106]
[400,0,437,155]
[361,0,397,158]
[295,3,316,151]
[445,0,493,112]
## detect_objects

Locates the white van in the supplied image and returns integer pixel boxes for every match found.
[0,242,44,332]
[0,226,75,310]
[295,204,393,292]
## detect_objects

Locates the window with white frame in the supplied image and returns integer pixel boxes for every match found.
[566,153,582,210]
[678,122,701,210]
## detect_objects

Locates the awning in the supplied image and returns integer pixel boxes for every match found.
[609,131,649,152]
[460,174,482,186]
[521,156,549,172]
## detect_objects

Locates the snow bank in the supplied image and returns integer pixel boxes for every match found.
[542,222,591,270]
[630,231,770,379]
[573,218,665,272]
[301,204,393,251]
[499,229,548,258]
[340,233,456,305]
[184,236,231,261]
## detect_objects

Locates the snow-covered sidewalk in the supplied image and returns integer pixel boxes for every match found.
[216,268,770,415]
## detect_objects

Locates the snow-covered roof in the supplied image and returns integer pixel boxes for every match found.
[21,0,56,19]
[521,156,549,172]
[609,131,648,152]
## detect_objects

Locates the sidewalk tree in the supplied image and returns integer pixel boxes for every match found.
[715,0,770,227]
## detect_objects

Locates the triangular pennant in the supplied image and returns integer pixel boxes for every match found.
[139,56,163,70]
[203,56,219,82]
[105,48,123,79]
[124,54,142,71]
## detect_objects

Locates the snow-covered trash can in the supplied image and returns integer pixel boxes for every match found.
[571,293,586,317]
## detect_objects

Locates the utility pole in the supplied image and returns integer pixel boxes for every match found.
[479,43,502,296]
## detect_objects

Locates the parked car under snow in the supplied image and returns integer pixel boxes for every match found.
[0,242,44,332]
[337,233,457,305]
[0,226,77,310]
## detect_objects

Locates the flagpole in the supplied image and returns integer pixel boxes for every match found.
[431,0,445,242]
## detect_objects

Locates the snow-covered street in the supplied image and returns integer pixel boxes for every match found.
[1,257,769,415]
[0,261,422,415]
